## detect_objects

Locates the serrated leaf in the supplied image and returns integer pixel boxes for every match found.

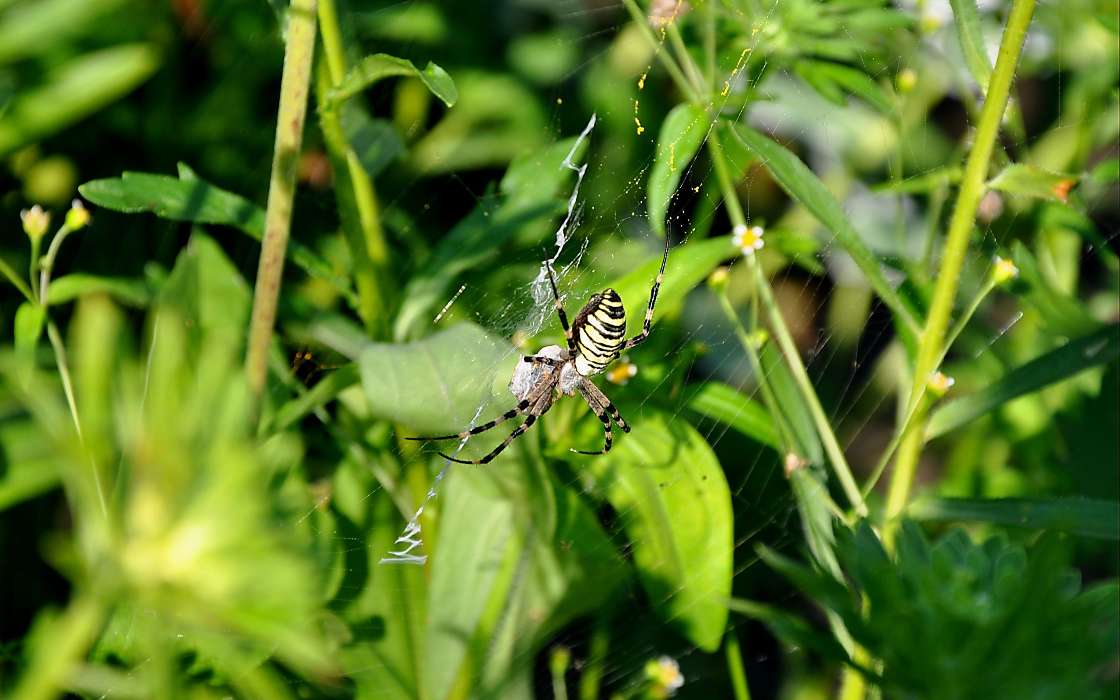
[648,103,709,235]
[908,497,1120,540]
[592,410,732,651]
[927,323,1119,439]
[327,53,457,107]
[683,381,779,449]
[988,163,1079,203]
[949,0,993,90]
[727,122,920,339]
[14,301,45,354]
[79,168,353,303]
[0,44,159,155]
[360,323,514,435]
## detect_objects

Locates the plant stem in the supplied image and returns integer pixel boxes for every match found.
[316,0,392,336]
[709,127,866,515]
[245,0,319,398]
[579,615,610,700]
[620,0,699,102]
[884,0,1036,534]
[725,627,753,700]
[38,224,73,305]
[0,253,33,302]
[11,593,105,700]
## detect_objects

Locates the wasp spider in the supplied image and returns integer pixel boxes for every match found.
[408,234,671,465]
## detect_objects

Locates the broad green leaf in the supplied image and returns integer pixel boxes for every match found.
[158,232,252,348]
[928,323,1119,439]
[727,122,920,339]
[794,60,893,114]
[0,0,128,63]
[46,274,150,307]
[592,410,732,651]
[988,163,1079,203]
[648,103,709,235]
[0,44,159,155]
[949,0,993,90]
[14,301,45,354]
[908,497,1120,540]
[79,167,353,303]
[327,53,457,107]
[360,323,515,435]
[683,381,779,449]
[609,235,734,335]
[426,464,622,699]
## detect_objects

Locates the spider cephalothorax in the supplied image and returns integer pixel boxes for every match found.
[408,233,670,465]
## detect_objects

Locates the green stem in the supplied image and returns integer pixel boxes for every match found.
[316,0,391,336]
[245,0,319,398]
[666,19,706,94]
[884,0,1036,533]
[11,594,105,700]
[578,615,610,700]
[620,0,699,102]
[29,235,41,299]
[0,253,33,302]
[725,627,753,700]
[709,127,866,515]
[38,224,73,306]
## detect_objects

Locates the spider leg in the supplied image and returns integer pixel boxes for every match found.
[405,400,532,441]
[572,383,613,455]
[544,262,578,354]
[523,355,564,366]
[621,231,671,352]
[581,379,631,433]
[438,414,539,465]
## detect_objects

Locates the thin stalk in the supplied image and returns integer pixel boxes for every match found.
[885,0,1036,533]
[245,0,319,398]
[316,0,392,335]
[578,615,610,700]
[0,254,33,301]
[38,224,74,305]
[11,594,105,700]
[709,127,866,514]
[28,236,41,299]
[725,627,753,700]
[620,0,699,102]
[666,19,706,94]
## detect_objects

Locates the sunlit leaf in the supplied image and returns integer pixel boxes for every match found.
[592,410,732,651]
[928,323,1119,439]
[648,103,709,235]
[683,381,779,449]
[988,163,1079,203]
[327,53,457,107]
[908,497,1120,540]
[0,0,130,63]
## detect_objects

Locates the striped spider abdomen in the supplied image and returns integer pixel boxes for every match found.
[573,288,626,376]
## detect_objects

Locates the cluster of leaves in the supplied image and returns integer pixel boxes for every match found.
[0,0,1117,699]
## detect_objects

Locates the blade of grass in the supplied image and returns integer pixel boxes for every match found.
[908,496,1120,540]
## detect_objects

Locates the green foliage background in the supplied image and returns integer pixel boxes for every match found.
[0,1,1117,699]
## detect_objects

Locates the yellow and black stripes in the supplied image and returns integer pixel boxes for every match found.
[573,289,627,375]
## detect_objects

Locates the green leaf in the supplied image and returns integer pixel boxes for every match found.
[158,232,252,348]
[928,324,1120,439]
[872,166,962,193]
[648,103,709,235]
[727,122,920,339]
[726,597,854,666]
[14,301,45,354]
[760,342,823,466]
[593,410,732,651]
[0,420,59,510]
[948,0,993,90]
[46,274,150,307]
[270,364,360,432]
[360,323,514,435]
[340,104,406,178]
[327,53,457,107]
[79,167,353,303]
[0,44,160,155]
[908,497,1120,540]
[0,0,130,64]
[794,60,893,114]
[988,163,1079,203]
[683,381,780,449]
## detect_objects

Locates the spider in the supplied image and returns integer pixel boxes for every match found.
[408,234,671,465]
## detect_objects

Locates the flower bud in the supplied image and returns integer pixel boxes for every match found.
[65,199,91,230]
[20,205,50,241]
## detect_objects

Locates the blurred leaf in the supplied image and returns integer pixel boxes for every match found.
[648,103,709,235]
[1012,242,1100,337]
[928,323,1119,439]
[872,166,961,193]
[46,274,150,307]
[683,381,779,449]
[341,104,406,178]
[909,497,1120,540]
[1090,157,1119,184]
[327,53,457,107]
[726,596,855,666]
[794,60,893,113]
[270,364,360,432]
[949,0,993,90]
[360,322,513,435]
[79,167,353,302]
[789,467,843,577]
[354,2,447,44]
[760,341,823,466]
[158,232,251,348]
[13,300,45,354]
[727,122,920,339]
[0,0,129,63]
[0,44,159,155]
[989,163,1079,203]
[594,410,732,651]
[0,419,59,510]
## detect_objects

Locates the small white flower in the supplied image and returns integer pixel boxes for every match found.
[991,256,1019,285]
[645,655,684,697]
[732,224,765,257]
[928,371,955,397]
